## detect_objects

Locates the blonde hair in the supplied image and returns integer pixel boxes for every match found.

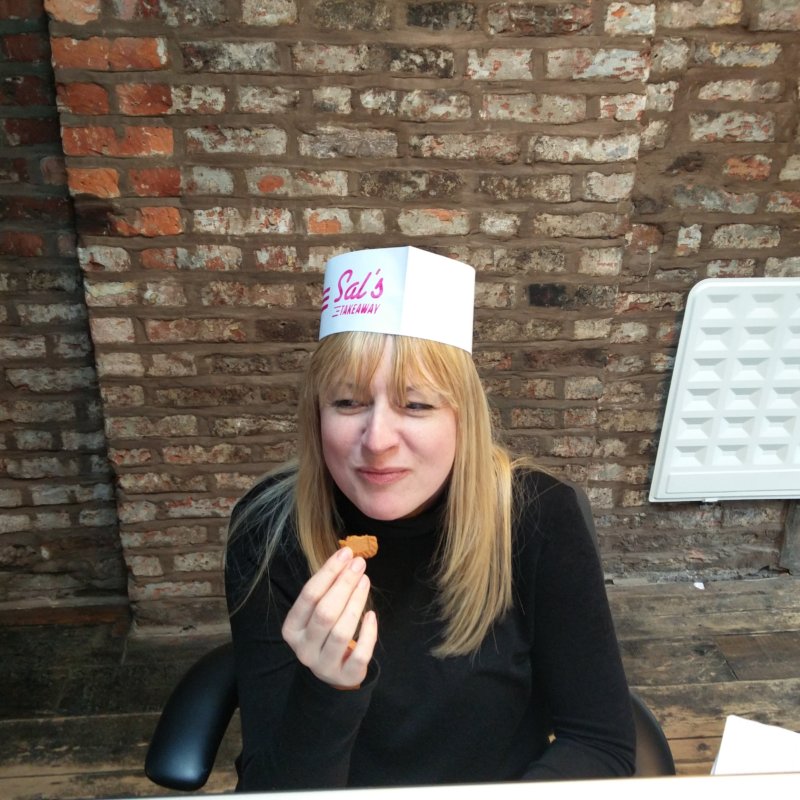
[230,331,523,657]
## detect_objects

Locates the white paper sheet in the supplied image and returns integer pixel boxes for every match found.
[712,714,800,775]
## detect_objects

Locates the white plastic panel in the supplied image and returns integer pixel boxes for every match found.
[649,278,800,502]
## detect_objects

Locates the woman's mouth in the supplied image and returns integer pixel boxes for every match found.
[357,468,409,485]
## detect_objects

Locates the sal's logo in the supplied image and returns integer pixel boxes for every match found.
[322,267,384,318]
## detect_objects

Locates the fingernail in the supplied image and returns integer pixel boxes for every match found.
[350,556,365,572]
[337,547,352,561]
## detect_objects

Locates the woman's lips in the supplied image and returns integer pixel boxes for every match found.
[356,468,409,485]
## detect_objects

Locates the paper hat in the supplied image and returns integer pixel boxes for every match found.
[319,246,476,352]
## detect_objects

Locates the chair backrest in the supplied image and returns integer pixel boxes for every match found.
[145,642,238,791]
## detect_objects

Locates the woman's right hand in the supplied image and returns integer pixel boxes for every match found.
[281,546,378,689]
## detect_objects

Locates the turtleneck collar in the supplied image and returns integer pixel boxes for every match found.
[333,483,446,540]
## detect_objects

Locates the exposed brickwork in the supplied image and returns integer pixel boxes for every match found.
[620,0,800,580]
[0,0,125,609]
[23,0,798,627]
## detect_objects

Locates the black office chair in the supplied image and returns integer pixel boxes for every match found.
[146,486,675,790]
[630,690,676,777]
[145,642,238,791]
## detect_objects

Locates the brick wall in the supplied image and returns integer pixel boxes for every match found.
[28,0,800,629]
[619,0,800,574]
[0,0,125,612]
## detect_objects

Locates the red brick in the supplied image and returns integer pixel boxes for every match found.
[723,154,772,181]
[200,281,295,308]
[51,36,167,70]
[409,133,517,163]
[766,190,800,213]
[254,246,297,271]
[487,3,591,34]
[112,0,161,19]
[397,208,470,236]
[0,231,44,257]
[144,318,247,343]
[254,172,286,193]
[108,448,153,466]
[0,75,52,107]
[129,167,181,197]
[119,472,207,494]
[50,37,110,69]
[306,209,347,235]
[109,37,168,70]
[140,248,177,269]
[118,126,173,156]
[111,206,182,237]
[144,278,189,308]
[67,167,120,197]
[61,125,113,154]
[40,155,66,185]
[56,82,109,114]
[625,224,663,254]
[117,84,171,115]
[90,317,135,343]
[690,111,775,143]
[1,195,70,222]
[148,353,197,376]
[78,244,131,272]
[62,125,173,156]
[657,1,742,27]
[0,0,47,18]
[164,497,238,520]
[2,117,59,146]
[44,0,100,23]
[2,33,50,63]
[186,125,286,156]
[192,206,293,235]
[466,48,533,80]
[710,223,780,249]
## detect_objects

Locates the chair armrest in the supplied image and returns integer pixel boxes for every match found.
[145,641,238,791]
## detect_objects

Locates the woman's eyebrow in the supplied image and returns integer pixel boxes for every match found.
[404,383,442,398]
[327,380,356,392]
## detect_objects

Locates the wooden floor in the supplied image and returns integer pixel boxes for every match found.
[1,574,798,798]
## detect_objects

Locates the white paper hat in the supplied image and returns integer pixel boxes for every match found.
[319,246,475,352]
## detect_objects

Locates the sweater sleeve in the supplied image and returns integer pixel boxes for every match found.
[520,479,636,780]
[225,499,378,791]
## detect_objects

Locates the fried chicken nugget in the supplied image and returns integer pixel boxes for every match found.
[338,534,379,559]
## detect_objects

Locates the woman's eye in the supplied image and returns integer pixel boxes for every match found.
[331,399,363,410]
[405,401,434,411]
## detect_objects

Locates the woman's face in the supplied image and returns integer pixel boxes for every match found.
[320,339,457,521]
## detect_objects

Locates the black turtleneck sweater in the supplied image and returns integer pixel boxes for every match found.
[225,470,635,791]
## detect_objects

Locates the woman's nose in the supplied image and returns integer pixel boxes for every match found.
[361,403,398,453]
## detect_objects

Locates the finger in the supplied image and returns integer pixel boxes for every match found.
[353,610,378,659]
[320,571,371,657]
[283,547,353,636]
[304,556,367,643]
[340,609,378,684]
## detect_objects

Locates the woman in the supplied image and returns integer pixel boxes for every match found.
[225,246,635,790]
